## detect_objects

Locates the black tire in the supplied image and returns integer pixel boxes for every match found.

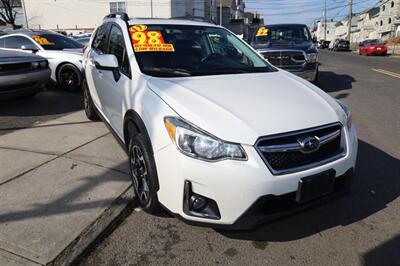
[57,63,82,92]
[128,133,161,214]
[82,80,99,121]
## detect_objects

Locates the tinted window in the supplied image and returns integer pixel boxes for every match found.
[92,24,110,54]
[255,25,311,43]
[2,36,38,50]
[31,34,84,50]
[107,25,130,77]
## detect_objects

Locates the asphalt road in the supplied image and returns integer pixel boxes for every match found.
[1,51,399,265]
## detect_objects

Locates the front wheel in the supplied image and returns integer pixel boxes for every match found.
[128,133,161,214]
[57,63,82,92]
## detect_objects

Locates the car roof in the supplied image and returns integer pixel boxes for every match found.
[127,18,219,27]
[0,29,61,37]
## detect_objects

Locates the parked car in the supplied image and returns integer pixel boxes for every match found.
[331,39,350,51]
[83,14,358,229]
[250,24,318,83]
[0,49,50,99]
[318,40,330,49]
[0,30,84,91]
[359,39,387,56]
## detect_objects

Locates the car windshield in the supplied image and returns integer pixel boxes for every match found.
[368,39,383,45]
[129,24,274,77]
[254,25,311,43]
[339,40,349,44]
[31,34,84,50]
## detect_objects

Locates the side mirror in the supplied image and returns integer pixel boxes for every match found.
[93,54,119,71]
[21,45,39,53]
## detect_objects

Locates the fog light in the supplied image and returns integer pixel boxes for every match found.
[190,195,207,211]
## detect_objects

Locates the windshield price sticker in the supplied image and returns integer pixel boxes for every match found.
[32,35,55,45]
[256,27,269,37]
[130,25,175,52]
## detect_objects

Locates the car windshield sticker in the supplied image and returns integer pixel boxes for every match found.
[129,25,175,52]
[256,27,269,37]
[32,35,55,45]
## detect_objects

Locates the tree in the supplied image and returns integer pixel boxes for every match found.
[0,0,21,28]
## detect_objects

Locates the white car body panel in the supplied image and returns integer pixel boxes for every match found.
[147,70,342,145]
[0,33,83,83]
[84,18,358,227]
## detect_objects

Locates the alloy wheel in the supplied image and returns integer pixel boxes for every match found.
[130,145,150,204]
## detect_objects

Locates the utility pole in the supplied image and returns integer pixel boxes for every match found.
[220,0,222,25]
[324,0,327,41]
[150,0,154,18]
[347,0,353,41]
[21,0,29,29]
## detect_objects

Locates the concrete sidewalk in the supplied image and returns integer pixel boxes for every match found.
[0,111,133,265]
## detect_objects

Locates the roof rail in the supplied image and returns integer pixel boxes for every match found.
[104,12,129,22]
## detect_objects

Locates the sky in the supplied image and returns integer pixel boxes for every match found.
[245,0,382,26]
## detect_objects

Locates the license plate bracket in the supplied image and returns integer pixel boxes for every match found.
[296,170,336,204]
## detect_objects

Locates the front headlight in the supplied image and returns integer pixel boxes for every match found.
[336,100,352,128]
[164,117,247,161]
[306,53,318,63]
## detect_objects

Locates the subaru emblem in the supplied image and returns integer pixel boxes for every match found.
[298,136,320,154]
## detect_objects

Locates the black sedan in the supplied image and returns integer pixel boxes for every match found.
[0,49,51,99]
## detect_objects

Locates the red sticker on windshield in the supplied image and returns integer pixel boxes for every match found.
[129,25,175,52]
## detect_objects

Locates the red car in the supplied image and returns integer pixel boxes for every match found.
[359,39,387,56]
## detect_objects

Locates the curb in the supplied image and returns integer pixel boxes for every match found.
[49,186,135,266]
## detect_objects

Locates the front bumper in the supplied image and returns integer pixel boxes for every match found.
[154,125,358,229]
[0,69,51,99]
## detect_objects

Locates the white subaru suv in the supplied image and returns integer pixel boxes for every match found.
[83,13,358,229]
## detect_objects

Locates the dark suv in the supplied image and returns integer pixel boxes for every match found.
[250,24,318,82]
[331,39,350,51]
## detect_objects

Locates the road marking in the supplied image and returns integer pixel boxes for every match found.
[372,68,400,79]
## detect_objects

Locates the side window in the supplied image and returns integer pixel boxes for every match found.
[107,25,131,77]
[92,24,110,54]
[3,36,37,50]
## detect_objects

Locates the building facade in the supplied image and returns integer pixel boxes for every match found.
[378,0,400,39]
[315,20,337,41]
[22,0,216,32]
[356,7,380,42]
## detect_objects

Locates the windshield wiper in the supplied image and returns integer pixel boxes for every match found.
[191,67,270,76]
[142,67,191,77]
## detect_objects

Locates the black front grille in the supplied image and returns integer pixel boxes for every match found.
[0,62,32,73]
[256,124,345,175]
[262,51,305,67]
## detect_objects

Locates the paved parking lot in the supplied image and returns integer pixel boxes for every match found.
[1,50,399,265]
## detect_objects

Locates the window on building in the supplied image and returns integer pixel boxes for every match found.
[107,25,130,77]
[389,17,392,24]
[327,30,330,34]
[391,1,394,8]
[380,20,383,26]
[109,1,126,13]
[382,5,385,11]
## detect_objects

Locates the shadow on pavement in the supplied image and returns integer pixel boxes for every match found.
[219,140,400,241]
[316,71,355,92]
[363,234,400,266]
[0,86,83,131]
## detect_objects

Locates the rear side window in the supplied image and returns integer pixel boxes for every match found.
[92,24,110,54]
[107,25,131,77]
[2,36,37,50]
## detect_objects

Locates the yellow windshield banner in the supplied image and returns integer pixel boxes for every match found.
[32,35,55,45]
[129,25,175,52]
[256,27,269,37]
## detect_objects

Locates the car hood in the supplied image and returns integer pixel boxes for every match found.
[252,41,314,52]
[147,70,345,145]
[0,48,45,64]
